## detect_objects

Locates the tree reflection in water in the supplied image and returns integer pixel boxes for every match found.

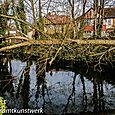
[20,60,31,109]
[62,72,77,114]
[0,55,14,102]
[0,55,115,114]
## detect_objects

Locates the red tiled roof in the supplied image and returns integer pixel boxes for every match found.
[104,7,115,18]
[84,25,106,31]
[84,26,94,31]
[77,7,115,20]
[45,13,70,24]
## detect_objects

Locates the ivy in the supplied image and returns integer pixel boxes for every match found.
[0,96,7,115]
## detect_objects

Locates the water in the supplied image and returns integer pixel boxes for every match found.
[0,56,115,114]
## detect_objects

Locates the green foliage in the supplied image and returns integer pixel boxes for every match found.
[0,2,9,35]
[0,28,5,35]
[0,96,7,115]
[0,42,11,48]
[16,0,27,34]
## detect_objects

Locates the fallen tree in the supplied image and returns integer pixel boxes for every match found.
[0,36,115,52]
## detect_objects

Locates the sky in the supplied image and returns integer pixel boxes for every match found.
[1,0,115,23]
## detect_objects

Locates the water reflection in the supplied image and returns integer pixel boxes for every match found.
[0,56,115,114]
[0,56,14,97]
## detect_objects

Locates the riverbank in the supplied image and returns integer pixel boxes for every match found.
[0,37,115,72]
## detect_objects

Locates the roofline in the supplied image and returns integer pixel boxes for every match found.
[76,7,93,19]
[76,7,115,20]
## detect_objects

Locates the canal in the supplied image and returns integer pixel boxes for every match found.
[0,54,115,114]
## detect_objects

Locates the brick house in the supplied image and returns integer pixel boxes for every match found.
[77,7,115,37]
[44,12,73,35]
[104,7,115,29]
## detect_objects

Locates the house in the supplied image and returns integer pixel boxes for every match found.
[6,27,20,36]
[76,7,115,37]
[104,7,115,29]
[44,12,73,36]
[8,28,17,36]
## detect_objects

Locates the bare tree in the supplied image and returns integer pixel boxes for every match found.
[93,0,104,37]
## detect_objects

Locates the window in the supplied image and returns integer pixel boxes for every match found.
[47,25,55,29]
[84,19,91,25]
[108,19,111,25]
[103,20,107,25]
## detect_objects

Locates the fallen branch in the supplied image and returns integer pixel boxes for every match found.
[0,42,31,52]
[5,36,30,41]
[49,47,62,65]
[1,37,115,52]
[67,39,115,45]
[3,36,115,45]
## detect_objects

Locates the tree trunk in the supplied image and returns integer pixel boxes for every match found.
[30,0,36,25]
[97,0,104,37]
[17,0,27,34]
[68,0,75,38]
[94,0,104,38]
[93,0,98,37]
